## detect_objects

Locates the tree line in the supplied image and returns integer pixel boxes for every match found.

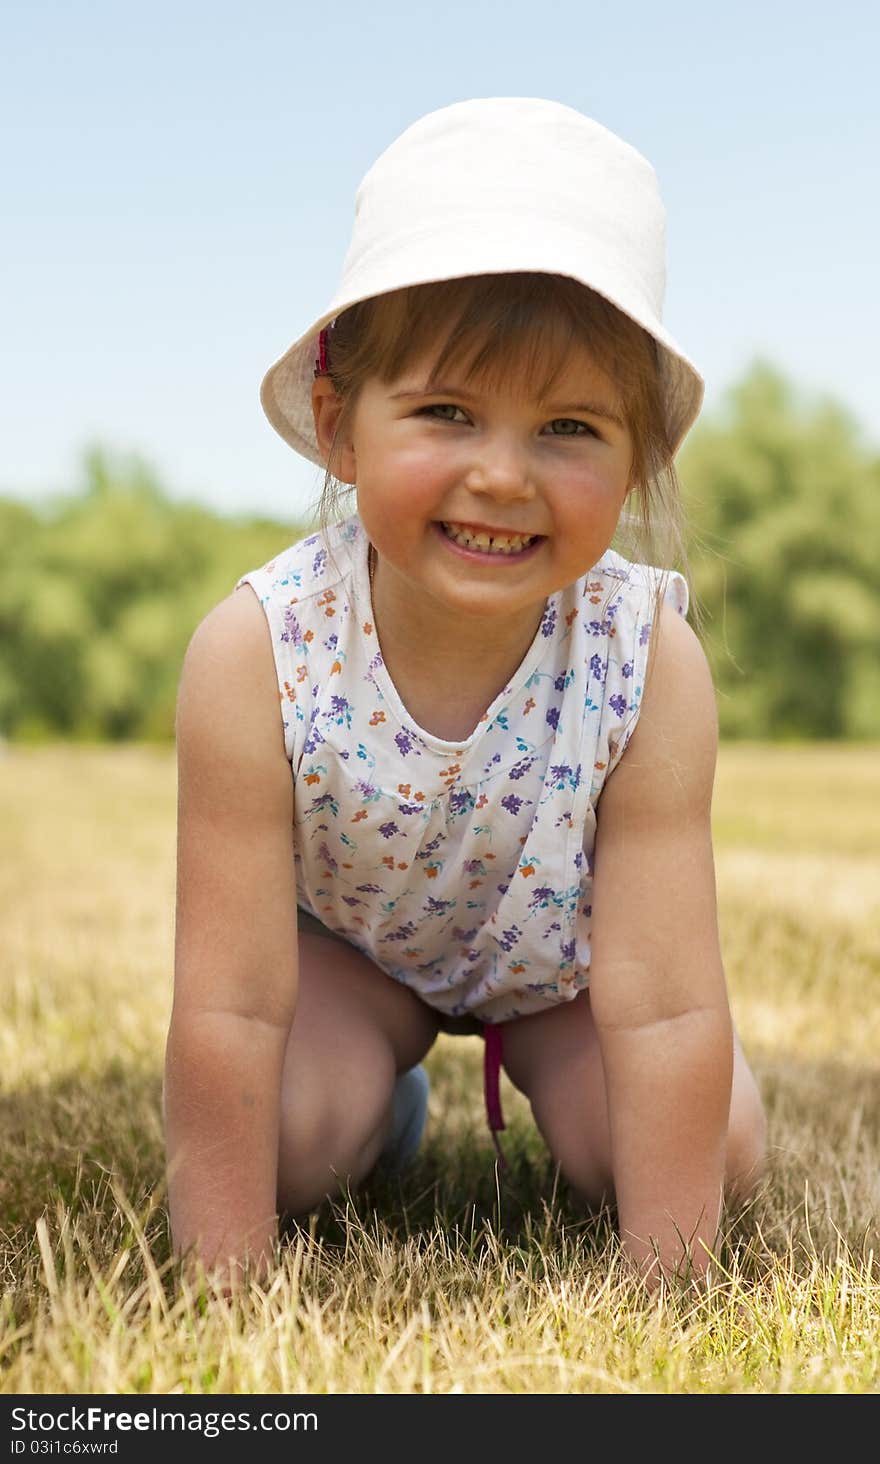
[1,360,877,743]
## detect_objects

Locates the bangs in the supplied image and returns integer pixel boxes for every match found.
[329,274,653,420]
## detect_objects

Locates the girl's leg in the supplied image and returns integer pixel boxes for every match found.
[500,988,766,1209]
[277,930,441,1217]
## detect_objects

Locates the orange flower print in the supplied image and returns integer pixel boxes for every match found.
[566,608,578,626]
[369,710,386,726]
[330,660,342,676]
[351,809,368,823]
[382,855,395,869]
[304,772,321,786]
[363,620,373,635]
[414,791,425,802]
[296,664,308,683]
[425,865,439,879]
[398,783,411,797]
[593,760,607,772]
[303,629,314,644]
[469,879,482,890]
[475,794,488,810]
[397,862,408,870]
[510,963,526,974]
[523,697,536,715]
[282,680,296,703]
[519,863,535,878]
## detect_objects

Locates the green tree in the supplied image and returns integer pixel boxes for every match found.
[678,361,880,739]
[0,447,305,742]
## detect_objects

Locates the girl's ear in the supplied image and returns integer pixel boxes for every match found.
[312,377,357,483]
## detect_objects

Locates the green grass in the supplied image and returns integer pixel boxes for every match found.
[1,742,878,1393]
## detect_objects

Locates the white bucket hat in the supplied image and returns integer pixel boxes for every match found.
[261,97,704,464]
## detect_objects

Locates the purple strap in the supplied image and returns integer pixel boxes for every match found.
[483,1022,508,1169]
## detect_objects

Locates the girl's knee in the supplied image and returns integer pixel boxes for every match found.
[277,1050,397,1215]
[528,1073,613,1208]
[725,1076,768,1202]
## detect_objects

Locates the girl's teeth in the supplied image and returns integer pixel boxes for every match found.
[442,523,536,554]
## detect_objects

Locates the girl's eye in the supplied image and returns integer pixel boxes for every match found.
[420,403,468,422]
[546,418,596,438]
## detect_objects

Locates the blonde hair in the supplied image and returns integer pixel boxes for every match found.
[315,272,699,660]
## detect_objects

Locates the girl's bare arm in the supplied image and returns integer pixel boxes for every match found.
[589,602,733,1286]
[164,586,298,1278]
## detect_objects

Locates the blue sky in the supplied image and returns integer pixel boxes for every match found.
[3,0,878,524]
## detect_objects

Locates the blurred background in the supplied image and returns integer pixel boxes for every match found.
[2,0,878,743]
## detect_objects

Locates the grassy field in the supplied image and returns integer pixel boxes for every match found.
[1,742,878,1394]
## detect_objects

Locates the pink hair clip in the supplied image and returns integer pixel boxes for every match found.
[313,324,332,379]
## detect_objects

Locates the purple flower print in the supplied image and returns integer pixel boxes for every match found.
[554,671,566,692]
[639,622,652,646]
[378,821,400,839]
[318,842,337,873]
[310,793,338,816]
[326,633,339,651]
[354,779,378,799]
[548,762,572,789]
[609,693,628,716]
[449,790,474,816]
[303,707,324,756]
[546,706,560,731]
[329,695,352,727]
[341,895,364,907]
[312,548,327,575]
[541,603,557,638]
[395,731,414,757]
[424,896,455,915]
[384,922,418,942]
[509,757,534,781]
[560,938,576,965]
[282,608,304,648]
[356,883,384,894]
[621,660,633,678]
[529,885,556,909]
[588,618,613,636]
[589,653,607,683]
[498,924,522,952]
[501,794,524,815]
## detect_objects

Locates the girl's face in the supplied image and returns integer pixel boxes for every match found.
[313,338,634,628]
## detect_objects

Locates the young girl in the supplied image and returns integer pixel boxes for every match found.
[164,97,767,1289]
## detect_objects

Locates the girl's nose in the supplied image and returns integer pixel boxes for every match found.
[463,435,535,501]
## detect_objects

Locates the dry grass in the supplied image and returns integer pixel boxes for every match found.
[1,742,878,1394]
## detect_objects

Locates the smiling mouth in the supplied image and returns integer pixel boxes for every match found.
[440,521,541,554]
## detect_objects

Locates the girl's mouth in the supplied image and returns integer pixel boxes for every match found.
[436,521,544,561]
